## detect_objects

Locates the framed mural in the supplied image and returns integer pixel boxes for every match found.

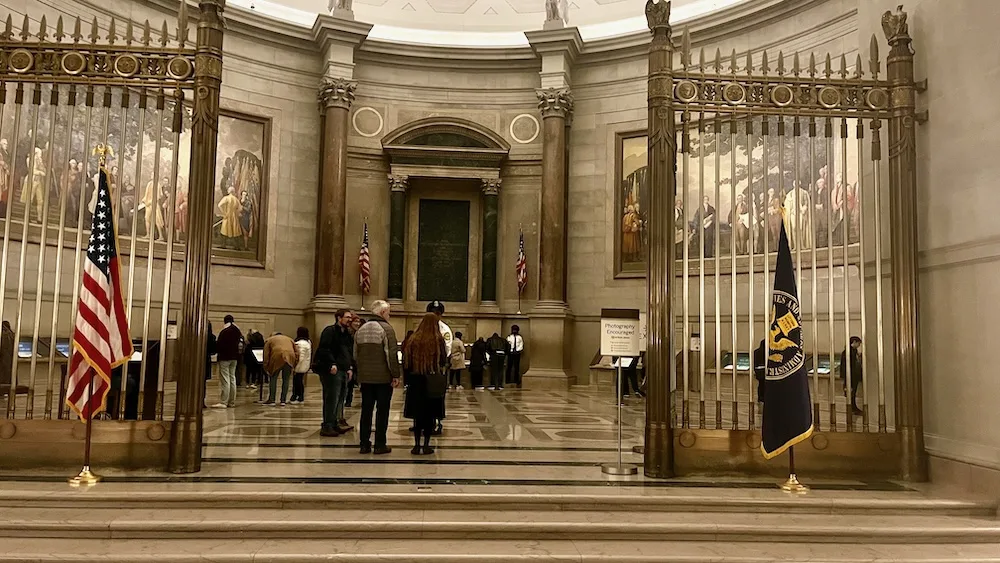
[177,108,270,267]
[614,131,649,278]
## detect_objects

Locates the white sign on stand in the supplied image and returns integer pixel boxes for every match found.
[600,308,641,357]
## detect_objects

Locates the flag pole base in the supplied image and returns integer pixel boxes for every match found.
[601,463,639,476]
[68,466,102,488]
[780,473,809,494]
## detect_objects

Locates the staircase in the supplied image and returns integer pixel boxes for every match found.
[0,485,997,562]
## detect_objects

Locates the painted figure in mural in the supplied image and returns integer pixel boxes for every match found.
[730,193,750,255]
[143,177,167,241]
[783,180,813,250]
[119,176,136,235]
[830,172,846,245]
[622,204,642,261]
[239,190,255,250]
[846,181,860,243]
[0,139,9,218]
[767,193,783,250]
[60,159,80,227]
[813,166,830,247]
[20,147,47,222]
[674,197,685,255]
[175,178,189,241]
[218,187,243,246]
[693,196,716,258]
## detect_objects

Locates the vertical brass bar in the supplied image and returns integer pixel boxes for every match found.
[872,120,887,433]
[137,92,166,421]
[841,117,853,429]
[26,85,61,419]
[113,89,131,420]
[643,3,676,478]
[156,91,184,420]
[713,116,721,429]
[746,116,755,430]
[170,0,226,474]
[760,116,770,431]
[681,110,691,429]
[825,119,836,431]
[7,84,44,419]
[791,117,805,428]
[856,119,870,432]
[885,12,927,481]
[0,83,23,419]
[808,117,820,428]
[729,117,738,429]
[62,88,96,420]
[698,112,706,429]
[44,86,78,419]
[126,92,148,318]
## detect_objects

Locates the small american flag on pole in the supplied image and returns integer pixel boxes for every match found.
[516,228,527,293]
[359,220,371,295]
[65,162,133,419]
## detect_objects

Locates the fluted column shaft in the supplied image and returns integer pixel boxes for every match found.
[480,179,501,303]
[537,88,572,303]
[314,78,356,296]
[387,175,408,300]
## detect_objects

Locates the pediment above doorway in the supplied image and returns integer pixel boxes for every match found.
[381,117,509,179]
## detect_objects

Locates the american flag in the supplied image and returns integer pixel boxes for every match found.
[359,221,371,295]
[516,228,527,293]
[65,166,133,419]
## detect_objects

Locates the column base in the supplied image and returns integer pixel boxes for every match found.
[305,294,351,337]
[523,301,575,390]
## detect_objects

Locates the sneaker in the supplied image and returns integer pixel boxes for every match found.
[373,446,392,455]
[279,402,286,407]
[263,401,275,406]
[476,387,484,391]
[457,385,465,390]
[211,403,227,409]
[249,384,258,390]
[487,386,495,390]
[360,444,373,454]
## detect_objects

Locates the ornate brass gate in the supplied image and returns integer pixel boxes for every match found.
[0,1,224,473]
[643,0,925,480]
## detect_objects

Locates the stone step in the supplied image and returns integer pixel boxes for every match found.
[2,538,1000,562]
[1,488,994,516]
[4,508,999,543]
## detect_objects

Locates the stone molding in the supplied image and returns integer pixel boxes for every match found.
[318,77,357,110]
[537,88,574,118]
[481,178,502,196]
[388,174,409,193]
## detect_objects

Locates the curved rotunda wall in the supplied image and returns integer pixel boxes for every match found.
[0,0,861,363]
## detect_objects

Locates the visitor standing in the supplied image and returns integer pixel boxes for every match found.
[204,322,216,409]
[314,309,356,437]
[263,332,297,406]
[486,332,506,390]
[353,300,401,455]
[213,315,243,409]
[449,331,466,390]
[290,327,312,404]
[469,336,487,390]
[403,313,448,455]
[426,301,450,434]
[505,325,524,387]
[840,336,864,416]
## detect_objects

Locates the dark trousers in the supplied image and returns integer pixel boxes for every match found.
[319,372,346,431]
[850,378,862,410]
[490,360,505,388]
[449,369,462,386]
[505,353,522,385]
[470,369,483,389]
[291,372,306,402]
[620,366,643,397]
[413,414,435,446]
[360,383,393,448]
[345,378,356,407]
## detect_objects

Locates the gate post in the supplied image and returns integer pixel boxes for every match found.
[644,0,676,479]
[883,7,927,482]
[169,0,226,474]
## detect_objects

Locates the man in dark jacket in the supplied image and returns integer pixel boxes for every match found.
[213,315,244,409]
[353,300,401,454]
[469,337,487,390]
[840,336,864,416]
[314,309,355,437]
[486,332,506,390]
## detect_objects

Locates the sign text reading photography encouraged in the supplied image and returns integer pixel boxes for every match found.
[600,309,640,357]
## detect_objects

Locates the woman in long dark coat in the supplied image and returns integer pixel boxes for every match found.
[403,314,447,455]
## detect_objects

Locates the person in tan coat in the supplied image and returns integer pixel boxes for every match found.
[263,332,298,406]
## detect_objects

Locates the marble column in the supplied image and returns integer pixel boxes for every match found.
[524,88,575,390]
[387,174,408,301]
[480,178,501,304]
[536,88,572,304]
[313,78,356,305]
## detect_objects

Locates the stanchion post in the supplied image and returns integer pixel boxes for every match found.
[780,446,808,494]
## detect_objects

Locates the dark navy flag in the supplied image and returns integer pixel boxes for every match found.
[760,210,813,459]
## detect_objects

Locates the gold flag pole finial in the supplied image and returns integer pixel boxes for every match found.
[93,143,114,167]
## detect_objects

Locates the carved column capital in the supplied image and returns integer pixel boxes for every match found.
[318,77,357,110]
[481,178,502,196]
[537,88,573,119]
[388,174,409,193]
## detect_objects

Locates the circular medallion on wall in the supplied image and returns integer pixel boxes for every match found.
[509,113,540,144]
[352,106,384,138]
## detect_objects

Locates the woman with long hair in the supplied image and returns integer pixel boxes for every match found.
[403,314,447,455]
[401,330,415,388]
[290,326,312,404]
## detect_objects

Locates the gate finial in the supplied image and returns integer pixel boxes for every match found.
[107,17,117,44]
[745,49,753,76]
[761,50,770,75]
[839,54,848,79]
[776,51,785,76]
[808,53,815,77]
[71,16,82,43]
[55,16,65,42]
[854,54,863,78]
[159,20,169,47]
[2,15,12,41]
[142,20,151,46]
[792,51,800,76]
[824,53,832,79]
[37,15,48,41]
[729,48,738,74]
[19,14,30,41]
[869,34,880,78]
[88,17,99,43]
[713,48,722,74]
[178,0,190,47]
[681,27,691,69]
[125,19,133,45]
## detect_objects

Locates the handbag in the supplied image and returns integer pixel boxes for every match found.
[425,370,448,399]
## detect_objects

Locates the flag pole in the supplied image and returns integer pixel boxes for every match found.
[780,446,808,494]
[360,216,367,310]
